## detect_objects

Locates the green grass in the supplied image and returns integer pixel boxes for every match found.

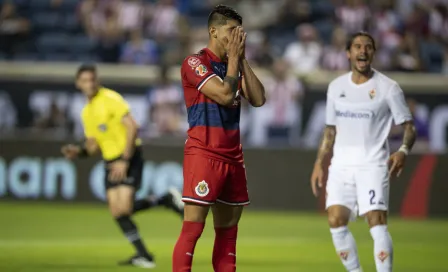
[0,202,447,271]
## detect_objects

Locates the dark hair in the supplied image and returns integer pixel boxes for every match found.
[208,5,242,27]
[76,64,96,78]
[346,31,376,51]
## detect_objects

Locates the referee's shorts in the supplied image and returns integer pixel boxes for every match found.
[104,147,143,190]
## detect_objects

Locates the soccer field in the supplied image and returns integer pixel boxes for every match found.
[0,202,447,272]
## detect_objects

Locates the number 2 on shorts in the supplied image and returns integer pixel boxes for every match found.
[369,189,376,205]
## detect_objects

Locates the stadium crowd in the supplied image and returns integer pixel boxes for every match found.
[0,0,443,149]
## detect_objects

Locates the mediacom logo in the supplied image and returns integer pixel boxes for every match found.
[335,110,371,119]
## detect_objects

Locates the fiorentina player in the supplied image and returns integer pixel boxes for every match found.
[172,5,266,272]
[310,32,416,272]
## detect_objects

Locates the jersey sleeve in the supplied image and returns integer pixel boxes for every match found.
[325,85,336,126]
[107,92,130,119]
[182,56,216,91]
[386,83,412,125]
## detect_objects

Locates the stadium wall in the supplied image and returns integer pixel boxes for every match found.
[0,140,447,218]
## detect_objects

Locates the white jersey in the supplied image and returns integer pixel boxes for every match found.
[326,70,412,167]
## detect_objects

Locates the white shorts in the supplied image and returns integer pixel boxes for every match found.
[325,165,389,218]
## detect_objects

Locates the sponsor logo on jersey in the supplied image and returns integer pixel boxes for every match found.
[377,251,389,262]
[195,180,209,197]
[188,57,201,68]
[336,110,372,119]
[195,64,208,77]
[369,89,376,99]
[338,250,349,261]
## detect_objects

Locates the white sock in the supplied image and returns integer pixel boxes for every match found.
[330,226,361,271]
[370,225,393,272]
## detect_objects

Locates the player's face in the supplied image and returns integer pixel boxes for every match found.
[347,36,375,74]
[76,71,98,97]
[213,19,242,53]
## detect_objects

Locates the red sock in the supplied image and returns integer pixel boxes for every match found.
[212,226,238,272]
[172,221,205,272]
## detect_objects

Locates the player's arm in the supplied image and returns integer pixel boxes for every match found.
[240,59,266,107]
[121,113,139,160]
[61,138,99,159]
[310,87,336,196]
[315,125,336,167]
[387,83,416,154]
[200,56,240,106]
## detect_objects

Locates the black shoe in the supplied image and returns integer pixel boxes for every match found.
[160,187,184,218]
[118,254,156,268]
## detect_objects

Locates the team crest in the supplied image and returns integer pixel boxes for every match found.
[188,57,200,68]
[195,64,208,77]
[338,250,349,261]
[369,89,376,99]
[377,251,389,262]
[195,180,209,197]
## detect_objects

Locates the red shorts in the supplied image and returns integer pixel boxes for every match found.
[182,155,250,206]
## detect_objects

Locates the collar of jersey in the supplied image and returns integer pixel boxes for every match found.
[348,69,376,88]
[203,47,225,63]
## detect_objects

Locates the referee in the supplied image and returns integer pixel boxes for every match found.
[61,64,183,268]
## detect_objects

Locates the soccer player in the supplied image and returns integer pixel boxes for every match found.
[172,5,266,272]
[310,32,417,272]
[61,64,184,268]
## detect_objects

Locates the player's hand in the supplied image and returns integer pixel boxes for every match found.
[238,27,247,59]
[226,26,244,60]
[61,144,80,160]
[388,151,406,178]
[310,163,324,197]
[108,160,129,182]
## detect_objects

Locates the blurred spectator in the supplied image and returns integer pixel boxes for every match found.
[321,27,349,71]
[145,67,187,138]
[0,1,30,59]
[80,0,124,62]
[120,29,159,65]
[0,92,17,131]
[33,100,69,131]
[371,0,402,50]
[248,32,275,67]
[336,0,370,34]
[392,32,422,72]
[189,27,209,54]
[118,0,144,34]
[275,0,312,31]
[284,24,322,73]
[405,3,430,37]
[249,60,304,146]
[429,3,448,45]
[146,0,179,41]
[236,0,277,31]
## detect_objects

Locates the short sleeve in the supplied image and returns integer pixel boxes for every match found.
[325,86,336,126]
[386,83,412,125]
[182,56,216,91]
[107,93,130,119]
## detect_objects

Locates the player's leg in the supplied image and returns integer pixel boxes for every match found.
[107,185,155,268]
[172,156,226,271]
[133,187,184,218]
[211,203,243,272]
[326,167,362,272]
[357,167,392,272]
[211,162,249,272]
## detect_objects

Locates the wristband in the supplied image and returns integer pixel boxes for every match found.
[398,145,409,156]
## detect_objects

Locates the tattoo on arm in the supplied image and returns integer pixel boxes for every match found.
[316,125,336,165]
[224,76,238,93]
[402,121,416,151]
